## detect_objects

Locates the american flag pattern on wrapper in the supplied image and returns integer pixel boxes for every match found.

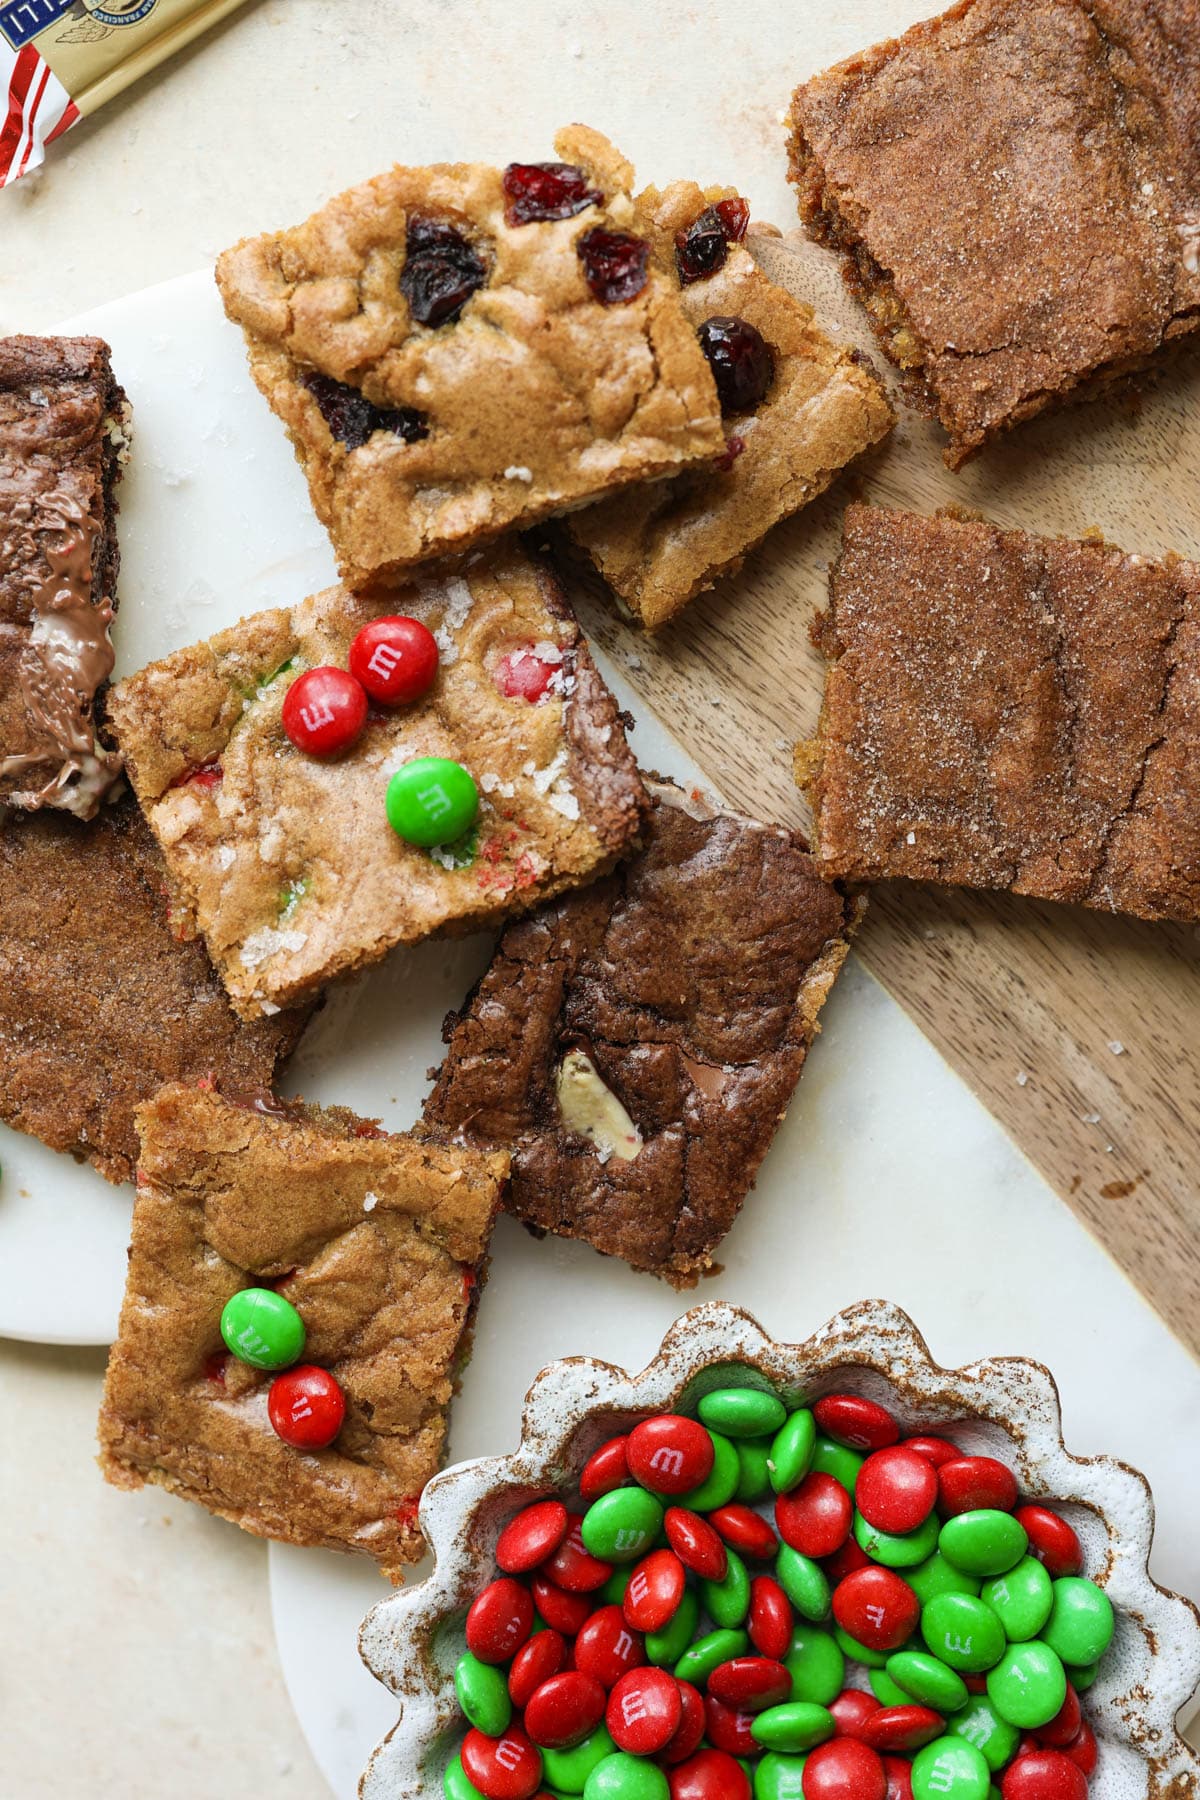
[0,41,77,186]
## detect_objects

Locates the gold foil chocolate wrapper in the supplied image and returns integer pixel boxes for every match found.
[0,0,250,186]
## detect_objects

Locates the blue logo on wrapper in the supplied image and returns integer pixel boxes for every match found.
[0,0,73,50]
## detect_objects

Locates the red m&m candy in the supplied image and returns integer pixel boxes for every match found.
[661,1682,706,1765]
[624,1548,686,1631]
[461,1726,543,1800]
[540,1513,613,1593]
[529,1575,594,1636]
[628,1415,714,1496]
[467,1578,535,1664]
[937,1457,1019,1518]
[704,1693,758,1756]
[777,1472,853,1558]
[665,1506,728,1580]
[859,1707,944,1754]
[581,1436,630,1502]
[496,1500,570,1574]
[802,1735,888,1800]
[1001,1751,1089,1800]
[748,1575,794,1660]
[832,1567,920,1652]
[830,1689,882,1738]
[903,1437,961,1470]
[281,665,367,756]
[856,1448,938,1535]
[709,1503,779,1561]
[349,614,439,704]
[708,1656,791,1712]
[669,1748,752,1800]
[574,1605,645,1688]
[1014,1507,1083,1579]
[607,1666,683,1755]
[509,1631,567,1708]
[813,1397,899,1452]
[523,1671,606,1748]
[267,1364,346,1449]
[882,1756,914,1800]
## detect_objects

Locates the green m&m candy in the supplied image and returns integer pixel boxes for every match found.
[1067,1662,1100,1692]
[584,1752,669,1800]
[386,756,478,847]
[736,1438,774,1503]
[832,1625,889,1669]
[908,1553,982,1606]
[754,1752,808,1800]
[911,1738,990,1800]
[675,1628,749,1685]
[680,1429,740,1511]
[699,1385,788,1439]
[645,1586,698,1665]
[454,1652,511,1736]
[543,1726,617,1794]
[869,1668,911,1706]
[445,1755,486,1800]
[886,1649,969,1714]
[811,1435,863,1495]
[947,1695,1020,1770]
[581,1488,662,1563]
[769,1409,816,1493]
[986,1641,1067,1729]
[939,1510,1029,1579]
[601,1566,632,1607]
[220,1286,305,1369]
[702,1546,751,1627]
[981,1557,1053,1641]
[775,1546,831,1621]
[751,1702,835,1753]
[921,1593,1006,1672]
[855,1508,940,1568]
[785,1625,845,1704]
[1040,1577,1115,1667]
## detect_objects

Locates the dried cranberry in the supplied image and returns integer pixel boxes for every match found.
[716,434,745,472]
[577,228,649,305]
[697,316,774,415]
[400,216,488,326]
[503,161,602,225]
[674,198,750,284]
[302,371,428,451]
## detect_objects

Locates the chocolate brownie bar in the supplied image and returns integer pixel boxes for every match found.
[787,0,1200,467]
[0,336,129,814]
[424,780,860,1285]
[215,127,725,588]
[107,542,648,1019]
[98,1083,507,1578]
[0,796,307,1183]
[799,504,1200,922]
[568,183,893,628]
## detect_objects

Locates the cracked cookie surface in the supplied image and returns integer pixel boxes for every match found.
[787,0,1200,467]
[216,127,724,587]
[424,779,859,1285]
[97,1083,508,1581]
[0,796,308,1183]
[107,541,648,1020]
[568,181,893,629]
[799,504,1200,922]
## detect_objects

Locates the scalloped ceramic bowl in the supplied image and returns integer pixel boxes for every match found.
[359,1299,1200,1800]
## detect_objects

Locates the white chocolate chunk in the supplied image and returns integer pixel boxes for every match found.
[555,1048,642,1163]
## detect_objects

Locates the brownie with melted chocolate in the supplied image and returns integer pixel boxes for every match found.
[787,0,1200,468]
[98,1083,508,1579]
[798,504,1200,921]
[424,780,860,1285]
[0,796,308,1183]
[0,335,129,816]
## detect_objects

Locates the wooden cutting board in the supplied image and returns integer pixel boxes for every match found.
[565,227,1200,1360]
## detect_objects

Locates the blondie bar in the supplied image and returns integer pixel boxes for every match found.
[0,797,306,1183]
[568,182,893,628]
[0,335,129,815]
[424,779,859,1284]
[799,504,1200,922]
[107,543,648,1019]
[98,1083,507,1578]
[216,128,725,587]
[788,0,1200,467]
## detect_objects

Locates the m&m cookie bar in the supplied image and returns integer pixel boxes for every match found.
[215,127,725,589]
[424,778,860,1284]
[799,504,1200,922]
[107,542,649,1020]
[787,0,1200,467]
[0,796,308,1184]
[568,182,893,629]
[97,1082,508,1580]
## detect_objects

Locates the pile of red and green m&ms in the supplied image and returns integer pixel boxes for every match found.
[446,1385,1112,1800]
[219,1286,346,1450]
